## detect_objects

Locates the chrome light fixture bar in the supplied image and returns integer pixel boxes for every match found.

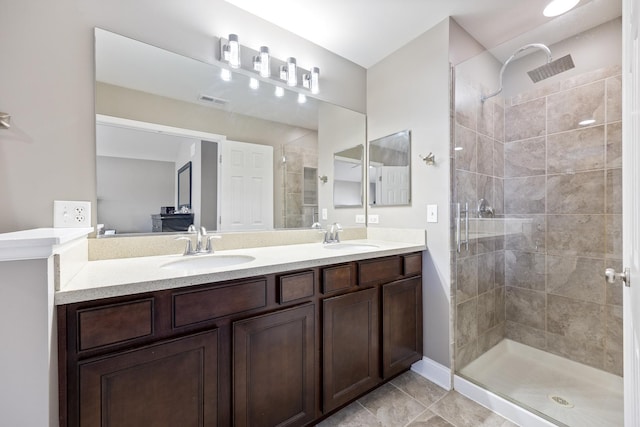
[218,33,320,95]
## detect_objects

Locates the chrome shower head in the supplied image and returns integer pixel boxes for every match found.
[527,54,575,82]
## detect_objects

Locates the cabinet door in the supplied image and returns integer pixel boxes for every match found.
[233,304,315,427]
[322,287,379,412]
[382,277,423,378]
[78,330,218,427]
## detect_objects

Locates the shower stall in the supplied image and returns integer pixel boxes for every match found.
[451,23,624,427]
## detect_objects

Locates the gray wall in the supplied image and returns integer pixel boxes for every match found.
[367,19,452,366]
[97,156,175,233]
[0,0,365,233]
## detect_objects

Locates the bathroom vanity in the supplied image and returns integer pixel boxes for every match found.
[56,239,424,426]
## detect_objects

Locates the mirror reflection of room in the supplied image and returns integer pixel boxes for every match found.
[333,145,363,208]
[368,130,411,206]
[94,29,366,234]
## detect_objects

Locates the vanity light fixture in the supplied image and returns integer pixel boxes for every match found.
[220,68,232,82]
[275,86,285,97]
[252,46,271,78]
[303,67,320,94]
[249,77,260,90]
[222,34,241,68]
[280,57,298,87]
[543,0,580,17]
[297,93,307,104]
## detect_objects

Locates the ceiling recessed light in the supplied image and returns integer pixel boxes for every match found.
[579,118,596,126]
[454,146,464,151]
[543,0,580,17]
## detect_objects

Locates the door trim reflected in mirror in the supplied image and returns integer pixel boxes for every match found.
[333,144,364,208]
[368,130,411,207]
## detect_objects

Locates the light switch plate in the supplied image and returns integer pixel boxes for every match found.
[427,204,438,223]
[368,214,379,224]
[355,214,366,224]
[321,208,328,220]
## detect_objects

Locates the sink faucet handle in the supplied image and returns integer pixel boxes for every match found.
[333,222,342,242]
[175,236,194,255]
[205,235,222,253]
[187,224,196,233]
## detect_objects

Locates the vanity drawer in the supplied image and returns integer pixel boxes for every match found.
[358,256,403,286]
[172,279,267,327]
[278,271,315,304]
[322,264,355,294]
[403,253,422,276]
[77,298,154,351]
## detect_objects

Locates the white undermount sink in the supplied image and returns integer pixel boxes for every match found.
[322,243,379,250]
[161,254,255,270]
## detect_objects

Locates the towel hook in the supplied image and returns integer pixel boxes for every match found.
[419,152,435,166]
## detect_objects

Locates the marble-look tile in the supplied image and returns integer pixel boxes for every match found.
[478,290,497,333]
[546,214,605,258]
[606,259,623,306]
[606,75,622,123]
[506,287,546,330]
[317,401,382,427]
[493,141,504,179]
[455,338,479,371]
[457,298,478,349]
[358,382,426,427]
[546,126,605,174]
[510,83,559,106]
[390,371,447,407]
[495,286,505,324]
[504,137,546,177]
[605,304,624,376]
[505,215,545,253]
[547,81,606,134]
[285,171,303,194]
[477,252,496,294]
[285,193,303,214]
[546,256,605,304]
[407,410,455,427]
[506,320,546,350]
[606,214,622,260]
[457,256,478,303]
[494,251,505,288]
[606,122,622,168]
[455,125,477,172]
[505,97,546,142]
[606,168,622,214]
[456,171,477,212]
[478,322,505,354]
[546,170,605,214]
[546,332,605,370]
[477,135,494,176]
[559,65,621,92]
[455,80,478,131]
[477,97,495,139]
[505,250,545,291]
[430,391,514,427]
[504,176,545,214]
[547,294,605,349]
[494,102,505,143]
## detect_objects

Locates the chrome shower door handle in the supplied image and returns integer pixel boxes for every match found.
[456,203,469,253]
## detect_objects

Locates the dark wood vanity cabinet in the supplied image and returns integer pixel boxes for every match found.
[58,252,422,427]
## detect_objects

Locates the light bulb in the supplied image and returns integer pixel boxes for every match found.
[275,86,284,97]
[249,77,259,90]
[228,34,240,69]
[286,57,297,87]
[297,93,307,104]
[259,46,270,78]
[220,68,232,82]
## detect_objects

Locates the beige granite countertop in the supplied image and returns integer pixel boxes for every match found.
[56,238,426,305]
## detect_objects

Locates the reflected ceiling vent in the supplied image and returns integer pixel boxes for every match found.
[197,94,229,106]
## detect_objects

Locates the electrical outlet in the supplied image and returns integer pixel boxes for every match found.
[53,201,91,228]
[321,208,328,220]
[427,204,438,223]
[368,214,379,224]
[355,214,366,224]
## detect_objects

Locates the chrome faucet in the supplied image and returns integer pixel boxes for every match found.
[323,222,342,244]
[176,225,221,255]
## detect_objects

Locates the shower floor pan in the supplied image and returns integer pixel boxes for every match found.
[459,339,623,427]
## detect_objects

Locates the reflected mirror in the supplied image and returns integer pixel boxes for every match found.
[333,145,363,208]
[95,28,366,234]
[368,130,411,206]
[177,161,192,209]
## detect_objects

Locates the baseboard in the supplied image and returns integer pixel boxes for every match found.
[411,357,452,390]
[454,376,557,427]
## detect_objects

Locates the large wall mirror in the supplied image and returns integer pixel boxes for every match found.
[368,130,411,206]
[333,145,363,208]
[95,28,366,234]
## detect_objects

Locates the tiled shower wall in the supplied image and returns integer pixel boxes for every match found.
[453,76,507,370]
[281,139,318,228]
[503,66,623,376]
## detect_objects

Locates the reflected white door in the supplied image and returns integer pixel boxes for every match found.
[377,166,410,205]
[622,0,640,425]
[219,140,273,231]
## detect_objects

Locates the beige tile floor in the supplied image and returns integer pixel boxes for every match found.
[316,370,519,427]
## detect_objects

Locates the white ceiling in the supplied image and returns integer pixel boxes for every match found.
[224,0,622,67]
